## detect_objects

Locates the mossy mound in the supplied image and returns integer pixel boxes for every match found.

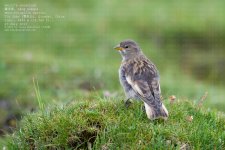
[8,99,225,149]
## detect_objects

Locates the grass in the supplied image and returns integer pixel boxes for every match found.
[6,98,225,149]
[33,78,44,112]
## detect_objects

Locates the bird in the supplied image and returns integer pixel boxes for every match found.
[114,39,168,120]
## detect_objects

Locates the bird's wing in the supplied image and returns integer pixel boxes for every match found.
[126,75,162,108]
[126,74,166,119]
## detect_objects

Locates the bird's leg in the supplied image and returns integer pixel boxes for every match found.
[124,98,132,108]
[142,105,146,112]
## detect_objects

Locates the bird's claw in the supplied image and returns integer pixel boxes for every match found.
[142,105,146,112]
[124,99,132,108]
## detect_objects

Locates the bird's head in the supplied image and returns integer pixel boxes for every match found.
[114,39,142,60]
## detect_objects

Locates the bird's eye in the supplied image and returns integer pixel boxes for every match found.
[124,45,129,48]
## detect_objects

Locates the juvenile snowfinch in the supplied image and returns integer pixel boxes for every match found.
[114,39,168,120]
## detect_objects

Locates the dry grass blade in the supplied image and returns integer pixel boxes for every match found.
[198,92,208,108]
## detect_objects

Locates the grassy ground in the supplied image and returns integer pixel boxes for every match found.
[6,98,225,149]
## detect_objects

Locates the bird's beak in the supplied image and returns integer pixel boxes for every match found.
[114,44,123,51]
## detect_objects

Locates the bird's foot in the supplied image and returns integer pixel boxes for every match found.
[124,99,132,108]
[142,105,146,112]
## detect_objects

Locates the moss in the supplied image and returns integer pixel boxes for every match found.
[7,99,225,149]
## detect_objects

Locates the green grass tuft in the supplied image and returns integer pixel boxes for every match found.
[7,98,225,149]
[33,78,45,112]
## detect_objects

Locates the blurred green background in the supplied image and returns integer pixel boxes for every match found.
[0,0,225,138]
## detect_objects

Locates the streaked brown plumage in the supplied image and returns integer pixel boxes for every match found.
[114,39,168,120]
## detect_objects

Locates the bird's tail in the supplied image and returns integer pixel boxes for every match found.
[144,103,169,120]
